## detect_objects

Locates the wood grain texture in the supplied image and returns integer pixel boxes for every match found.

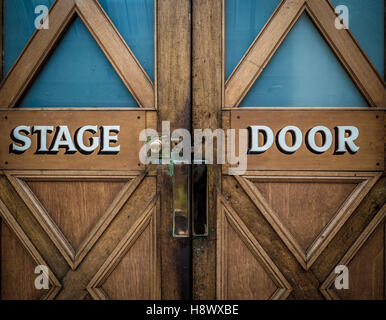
[333,221,384,300]
[1,222,47,300]
[255,181,357,252]
[217,195,292,300]
[222,175,323,299]
[88,202,159,300]
[0,0,3,80]
[0,0,161,300]
[54,176,157,299]
[0,197,62,300]
[0,176,69,281]
[320,205,386,300]
[226,220,277,300]
[224,0,305,107]
[312,177,386,284]
[237,173,381,270]
[157,0,191,299]
[0,109,146,171]
[7,172,144,270]
[230,109,384,171]
[26,180,126,251]
[102,224,152,300]
[306,0,385,108]
[192,0,223,300]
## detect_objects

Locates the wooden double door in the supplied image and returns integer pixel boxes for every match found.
[0,0,385,300]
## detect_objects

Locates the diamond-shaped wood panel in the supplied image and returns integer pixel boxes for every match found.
[6,172,145,270]
[236,173,381,269]
[87,201,159,300]
[217,195,292,300]
[0,199,61,300]
[321,205,386,300]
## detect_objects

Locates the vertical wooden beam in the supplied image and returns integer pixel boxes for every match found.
[0,0,3,79]
[157,0,192,299]
[192,0,223,299]
[0,0,3,299]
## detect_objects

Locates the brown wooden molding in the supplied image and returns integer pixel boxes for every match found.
[222,175,325,299]
[224,0,385,108]
[6,171,145,270]
[192,0,223,300]
[217,193,292,300]
[235,172,381,270]
[320,204,386,299]
[0,0,155,108]
[0,0,3,80]
[87,197,160,300]
[0,198,62,299]
[53,176,156,299]
[157,0,192,299]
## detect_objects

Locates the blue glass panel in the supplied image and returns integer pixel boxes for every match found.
[330,0,384,77]
[240,14,367,107]
[3,0,55,76]
[19,17,138,107]
[226,0,281,79]
[99,0,154,81]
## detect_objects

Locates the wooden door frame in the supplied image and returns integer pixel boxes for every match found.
[191,0,223,299]
[0,0,384,300]
[157,0,192,299]
[192,0,385,300]
[0,0,163,300]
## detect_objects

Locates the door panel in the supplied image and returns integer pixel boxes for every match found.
[193,0,385,300]
[1,221,52,300]
[0,0,164,300]
[1,0,385,301]
[157,0,192,299]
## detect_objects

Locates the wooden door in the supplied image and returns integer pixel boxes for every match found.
[192,0,386,300]
[0,0,191,300]
[1,0,385,301]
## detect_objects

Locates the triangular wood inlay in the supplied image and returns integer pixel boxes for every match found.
[87,199,159,300]
[226,218,278,299]
[236,173,381,270]
[102,223,151,300]
[6,172,145,270]
[321,205,386,300]
[0,198,62,300]
[217,195,292,300]
[255,181,357,252]
[26,180,126,251]
[1,222,47,300]
[332,221,384,300]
